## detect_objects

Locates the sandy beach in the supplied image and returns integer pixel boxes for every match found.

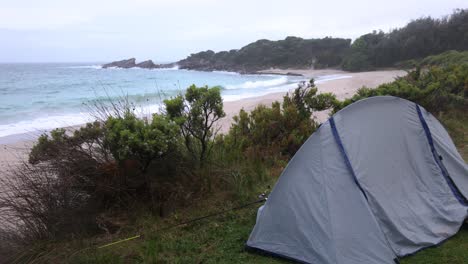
[0,69,406,173]
[219,69,406,133]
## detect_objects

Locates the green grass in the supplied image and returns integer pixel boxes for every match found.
[68,202,288,264]
[401,225,468,264]
[438,110,467,160]
[68,203,468,264]
[20,110,468,263]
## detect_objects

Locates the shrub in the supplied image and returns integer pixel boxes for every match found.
[104,112,181,173]
[335,64,468,114]
[164,85,225,165]
[28,122,113,205]
[226,80,337,159]
[29,121,109,165]
[419,50,468,67]
[0,162,100,251]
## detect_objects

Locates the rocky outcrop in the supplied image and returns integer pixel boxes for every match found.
[102,58,136,68]
[102,58,176,69]
[136,60,157,69]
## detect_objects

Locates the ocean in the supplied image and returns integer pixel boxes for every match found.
[0,63,348,139]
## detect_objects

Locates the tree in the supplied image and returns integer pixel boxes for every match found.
[164,85,225,164]
[342,9,468,70]
[104,112,180,173]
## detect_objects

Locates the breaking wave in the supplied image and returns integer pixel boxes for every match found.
[225,77,289,89]
[62,65,103,69]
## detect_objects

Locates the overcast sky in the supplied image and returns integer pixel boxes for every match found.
[0,0,466,63]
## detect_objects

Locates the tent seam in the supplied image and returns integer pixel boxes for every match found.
[415,104,468,206]
[320,123,340,264]
[329,116,400,260]
[329,117,368,200]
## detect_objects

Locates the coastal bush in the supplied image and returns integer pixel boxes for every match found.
[396,50,468,69]
[164,85,225,165]
[104,111,188,212]
[335,64,468,114]
[0,85,229,249]
[27,113,191,209]
[225,80,336,160]
[104,112,181,173]
[0,162,99,240]
[419,50,468,67]
[29,121,109,165]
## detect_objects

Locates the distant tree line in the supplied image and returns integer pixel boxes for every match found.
[342,9,468,71]
[178,9,468,73]
[177,37,351,72]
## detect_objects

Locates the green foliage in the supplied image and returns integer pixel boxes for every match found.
[419,50,468,67]
[29,128,67,164]
[179,36,351,72]
[164,85,225,164]
[29,122,108,165]
[104,112,180,172]
[27,112,188,217]
[226,80,336,159]
[179,10,468,72]
[343,9,468,71]
[335,64,468,114]
[397,50,468,69]
[342,51,373,71]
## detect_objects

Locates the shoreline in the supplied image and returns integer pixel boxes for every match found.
[0,69,406,171]
[219,69,406,133]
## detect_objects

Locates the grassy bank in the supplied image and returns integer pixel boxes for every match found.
[55,113,468,264]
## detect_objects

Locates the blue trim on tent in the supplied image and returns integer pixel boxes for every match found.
[415,104,468,206]
[245,245,311,264]
[329,117,368,201]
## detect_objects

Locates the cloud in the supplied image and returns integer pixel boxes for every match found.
[0,0,466,62]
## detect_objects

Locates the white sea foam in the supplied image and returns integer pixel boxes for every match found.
[222,74,352,101]
[225,76,289,89]
[0,112,94,138]
[63,65,103,69]
[315,74,352,83]
[222,83,299,102]
[0,103,165,139]
[212,70,240,75]
[111,65,179,71]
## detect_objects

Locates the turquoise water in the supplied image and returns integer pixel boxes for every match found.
[0,63,347,138]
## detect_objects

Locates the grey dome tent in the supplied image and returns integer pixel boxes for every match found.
[247,96,467,264]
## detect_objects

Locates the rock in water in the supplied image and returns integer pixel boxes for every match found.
[136,60,157,69]
[102,58,136,68]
